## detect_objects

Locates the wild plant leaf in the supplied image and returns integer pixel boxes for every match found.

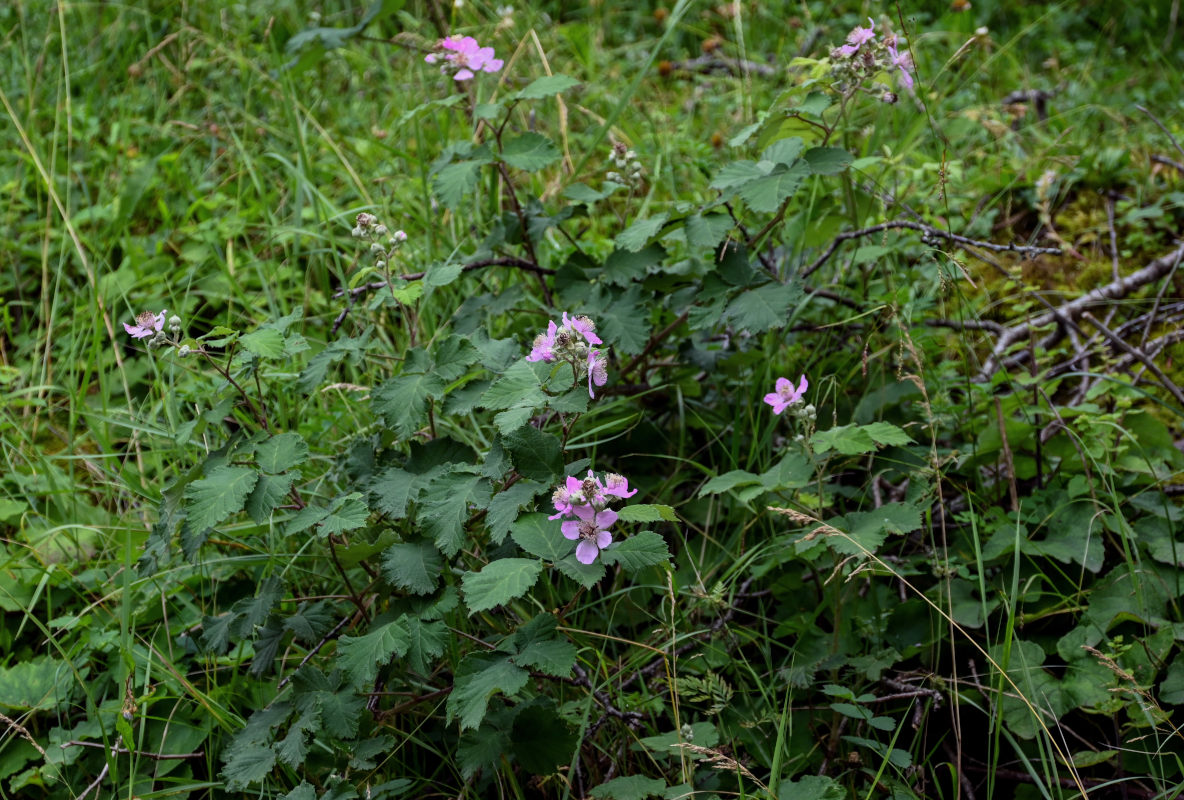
[710,160,766,192]
[811,424,877,455]
[231,576,284,636]
[402,617,447,675]
[239,328,286,358]
[481,359,546,411]
[616,504,677,523]
[337,620,411,689]
[503,425,564,483]
[462,558,543,613]
[860,421,914,447]
[418,470,490,556]
[275,710,316,768]
[501,133,561,171]
[447,656,530,731]
[181,465,258,558]
[683,212,733,249]
[510,512,570,561]
[487,481,545,544]
[615,212,670,252]
[698,469,761,497]
[511,702,578,773]
[0,657,71,712]
[513,638,577,677]
[458,725,509,779]
[590,775,666,800]
[433,159,487,209]
[221,743,277,791]
[555,553,605,588]
[735,161,810,213]
[599,531,671,571]
[432,335,480,382]
[280,783,317,800]
[722,280,801,334]
[372,371,445,438]
[598,284,651,354]
[316,493,369,537]
[761,136,804,166]
[245,472,293,523]
[602,244,664,286]
[775,774,845,800]
[513,74,581,99]
[803,146,854,175]
[381,540,443,595]
[828,502,922,556]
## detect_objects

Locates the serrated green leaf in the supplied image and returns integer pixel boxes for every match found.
[683,213,733,249]
[462,558,543,613]
[239,328,285,358]
[861,421,914,446]
[761,136,804,166]
[598,284,652,354]
[402,616,448,675]
[255,432,309,474]
[481,359,546,411]
[722,281,800,333]
[275,710,316,768]
[503,425,564,483]
[501,133,561,171]
[616,504,676,522]
[615,212,670,251]
[591,775,666,800]
[698,469,761,497]
[510,512,570,561]
[0,657,71,712]
[232,576,284,636]
[803,146,854,175]
[381,540,443,595]
[373,370,444,438]
[432,334,481,382]
[458,725,510,779]
[337,620,411,689]
[811,424,877,455]
[317,493,369,536]
[280,782,317,800]
[776,774,845,800]
[487,481,545,543]
[245,472,294,524]
[433,159,486,209]
[828,502,922,556]
[710,160,765,192]
[181,465,258,558]
[423,262,463,288]
[447,656,529,731]
[222,743,276,791]
[599,531,671,571]
[564,181,619,205]
[514,638,577,677]
[736,161,810,213]
[555,553,606,588]
[602,244,664,286]
[513,74,581,99]
[418,470,490,556]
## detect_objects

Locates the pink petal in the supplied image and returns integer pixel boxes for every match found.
[775,377,791,394]
[565,476,583,494]
[561,521,581,540]
[575,540,599,564]
[595,530,612,550]
[795,374,808,398]
[594,509,618,528]
[425,54,438,63]
[573,504,596,522]
[454,69,474,81]
[484,59,504,73]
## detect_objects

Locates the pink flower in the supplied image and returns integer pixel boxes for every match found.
[886,37,914,92]
[586,350,608,398]
[561,505,618,564]
[604,473,637,499]
[562,312,602,345]
[549,476,586,520]
[764,374,808,415]
[124,309,166,340]
[526,320,559,363]
[836,18,875,57]
[425,35,503,81]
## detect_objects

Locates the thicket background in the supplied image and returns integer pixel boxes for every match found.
[3,1,1184,798]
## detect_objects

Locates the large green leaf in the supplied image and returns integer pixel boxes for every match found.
[512,74,581,100]
[590,775,666,800]
[599,531,671,571]
[446,656,529,731]
[381,540,443,595]
[722,281,801,334]
[462,558,543,613]
[418,469,490,556]
[511,701,578,774]
[828,502,922,556]
[615,213,670,252]
[616,505,676,523]
[222,743,277,791]
[181,465,258,557]
[0,657,71,712]
[510,513,570,562]
[501,133,561,171]
[487,480,545,543]
[337,620,411,689]
[372,371,445,438]
[503,425,564,483]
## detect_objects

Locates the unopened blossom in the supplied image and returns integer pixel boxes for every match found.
[764,374,808,415]
[586,350,608,398]
[836,18,875,57]
[604,473,638,499]
[425,36,504,81]
[561,505,618,564]
[124,309,166,340]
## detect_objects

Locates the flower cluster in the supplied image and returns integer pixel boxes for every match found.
[352,212,407,273]
[124,309,183,350]
[424,36,503,81]
[829,18,915,99]
[527,312,609,398]
[550,470,638,564]
[606,142,644,190]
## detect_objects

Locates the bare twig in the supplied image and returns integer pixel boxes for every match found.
[60,740,204,760]
[800,220,1061,280]
[1081,311,1184,408]
[1152,153,1184,175]
[979,241,1184,378]
[1137,105,1184,162]
[667,54,777,78]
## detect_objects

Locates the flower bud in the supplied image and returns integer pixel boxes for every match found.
[178,344,191,357]
[375,224,389,236]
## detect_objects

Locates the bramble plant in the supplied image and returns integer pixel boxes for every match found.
[6,3,1184,800]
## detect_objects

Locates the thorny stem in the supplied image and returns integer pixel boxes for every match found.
[198,346,271,433]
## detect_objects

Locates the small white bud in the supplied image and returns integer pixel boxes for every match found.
[375,260,386,270]
[393,230,408,243]
[178,344,191,357]
[375,224,388,236]
[370,242,385,254]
